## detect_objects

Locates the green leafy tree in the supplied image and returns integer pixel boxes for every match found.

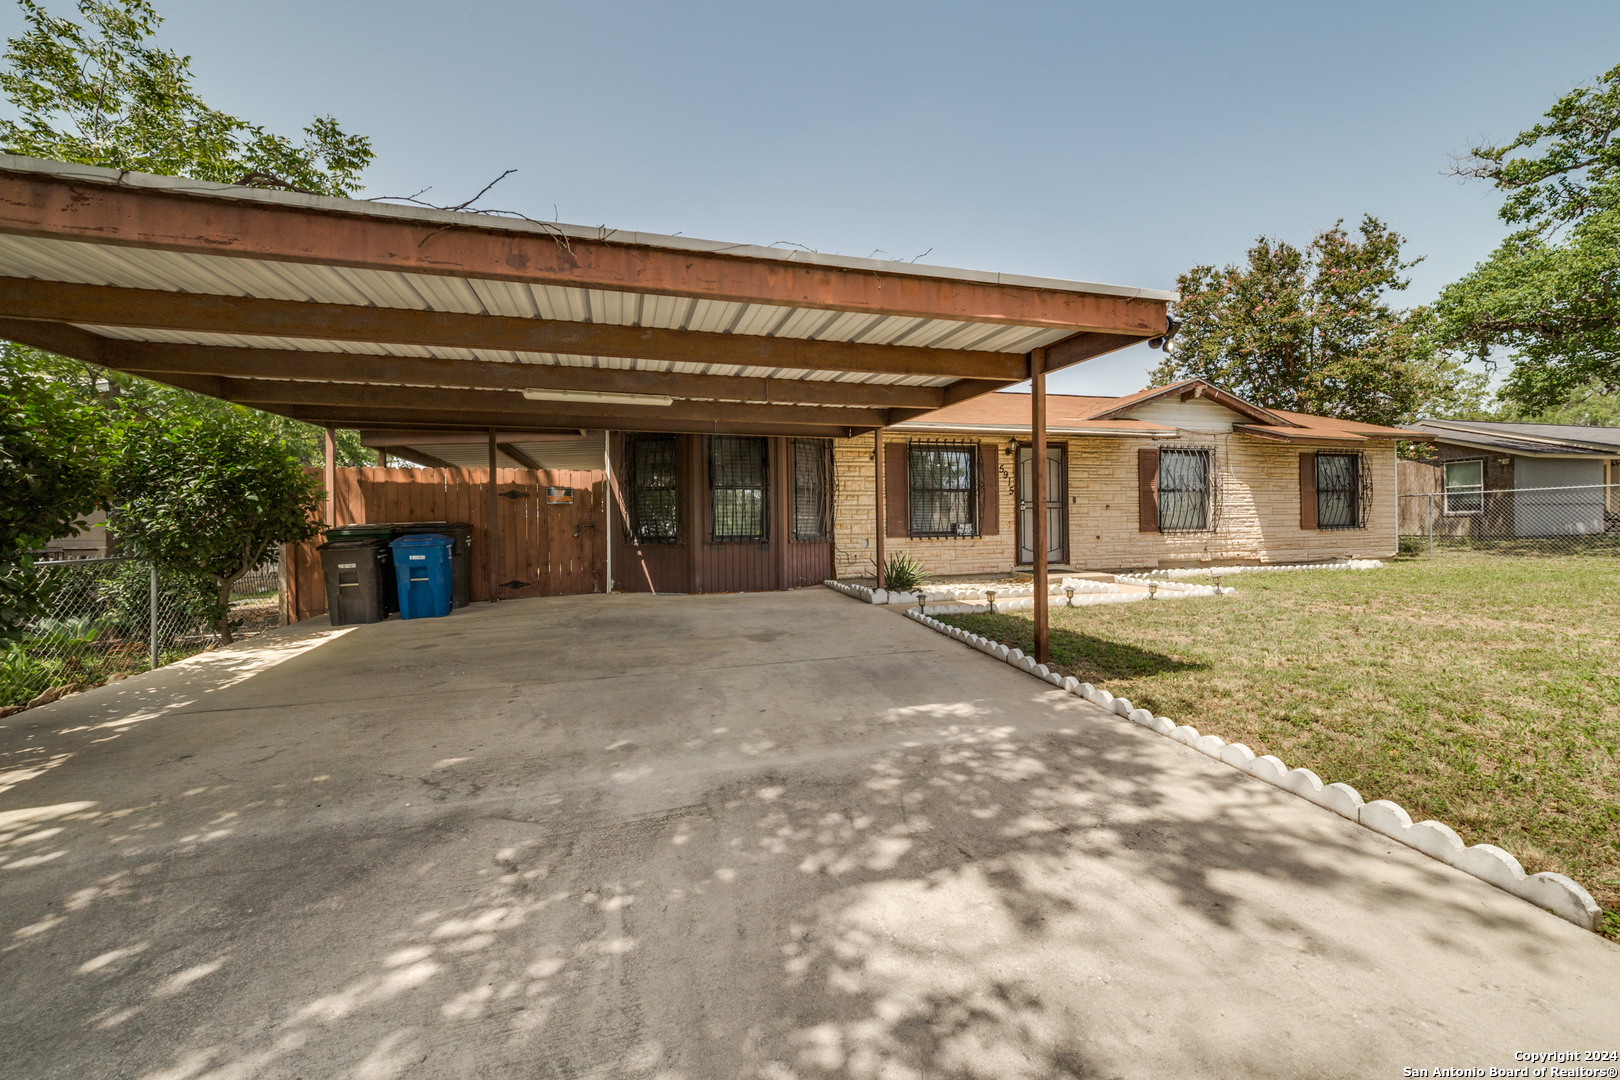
[0,0,373,195]
[0,360,115,637]
[112,406,321,645]
[1436,63,1620,412]
[1154,216,1486,425]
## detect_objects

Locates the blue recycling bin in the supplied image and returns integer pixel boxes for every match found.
[389,533,455,619]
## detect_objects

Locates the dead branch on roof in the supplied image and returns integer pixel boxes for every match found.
[366,170,573,253]
[233,170,318,195]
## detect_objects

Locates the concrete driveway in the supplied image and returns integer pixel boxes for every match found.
[1,589,1615,1079]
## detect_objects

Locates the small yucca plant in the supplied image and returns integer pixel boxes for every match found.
[882,552,928,592]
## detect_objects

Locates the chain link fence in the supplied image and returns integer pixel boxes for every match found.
[1399,484,1620,556]
[1,555,284,707]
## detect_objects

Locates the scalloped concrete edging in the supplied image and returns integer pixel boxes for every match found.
[822,579,1232,612]
[895,606,1604,934]
[1144,559,1384,579]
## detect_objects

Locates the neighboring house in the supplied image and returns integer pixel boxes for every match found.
[1402,421,1620,538]
[39,510,113,560]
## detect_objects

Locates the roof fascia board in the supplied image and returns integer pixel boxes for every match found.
[0,157,1174,330]
[1232,424,1370,445]
[1421,422,1620,453]
[1087,380,1294,426]
[891,421,1176,438]
[1423,433,1611,459]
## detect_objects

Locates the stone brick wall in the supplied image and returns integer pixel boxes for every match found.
[832,433,1400,579]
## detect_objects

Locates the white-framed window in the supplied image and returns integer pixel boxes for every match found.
[1443,459,1484,514]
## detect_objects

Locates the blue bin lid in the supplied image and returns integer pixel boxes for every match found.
[388,533,454,548]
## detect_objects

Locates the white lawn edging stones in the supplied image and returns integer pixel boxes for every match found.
[900,606,1604,933]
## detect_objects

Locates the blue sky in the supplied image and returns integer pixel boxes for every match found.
[5,1,1616,395]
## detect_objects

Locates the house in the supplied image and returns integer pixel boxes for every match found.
[595,378,1419,589]
[1402,421,1620,538]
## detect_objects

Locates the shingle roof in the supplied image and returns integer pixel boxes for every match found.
[1414,420,1620,455]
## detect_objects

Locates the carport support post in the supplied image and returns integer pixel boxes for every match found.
[873,429,885,588]
[1032,347,1049,665]
[488,428,499,603]
[323,424,336,527]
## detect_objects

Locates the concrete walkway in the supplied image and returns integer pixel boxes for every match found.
[1,589,1615,1079]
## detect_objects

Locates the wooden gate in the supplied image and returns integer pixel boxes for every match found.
[285,466,607,622]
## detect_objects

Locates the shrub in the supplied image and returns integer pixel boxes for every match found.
[882,552,929,592]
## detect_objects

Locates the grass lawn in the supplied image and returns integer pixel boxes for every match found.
[936,555,1620,937]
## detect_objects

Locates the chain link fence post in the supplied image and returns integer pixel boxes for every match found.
[149,562,159,671]
[1428,492,1434,557]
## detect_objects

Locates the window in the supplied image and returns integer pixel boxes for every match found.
[909,441,978,538]
[792,439,831,542]
[627,435,678,543]
[710,435,769,542]
[1158,448,1211,530]
[1444,460,1484,513]
[1316,453,1360,528]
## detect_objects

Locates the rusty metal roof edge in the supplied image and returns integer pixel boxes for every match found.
[0,154,1179,304]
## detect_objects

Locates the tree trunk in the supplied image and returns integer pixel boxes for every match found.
[214,577,235,646]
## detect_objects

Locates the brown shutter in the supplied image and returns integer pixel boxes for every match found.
[1137,447,1159,532]
[979,442,1000,536]
[1299,452,1318,530]
[885,440,909,538]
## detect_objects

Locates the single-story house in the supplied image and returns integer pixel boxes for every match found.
[1401,421,1620,537]
[606,378,1418,589]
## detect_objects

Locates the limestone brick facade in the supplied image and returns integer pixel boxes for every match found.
[833,429,1400,579]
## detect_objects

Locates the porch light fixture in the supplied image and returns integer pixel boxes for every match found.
[522,388,674,406]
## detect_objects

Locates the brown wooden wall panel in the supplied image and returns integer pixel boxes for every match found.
[606,434,830,593]
[285,465,608,621]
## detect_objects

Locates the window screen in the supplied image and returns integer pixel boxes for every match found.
[710,435,769,542]
[909,441,978,538]
[1158,448,1211,531]
[627,435,678,543]
[1444,460,1484,513]
[792,439,831,542]
[1316,453,1360,528]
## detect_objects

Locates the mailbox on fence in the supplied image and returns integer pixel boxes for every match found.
[388,534,456,620]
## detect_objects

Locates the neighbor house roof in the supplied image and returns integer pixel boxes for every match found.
[1412,420,1620,458]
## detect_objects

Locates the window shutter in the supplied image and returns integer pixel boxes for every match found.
[884,442,909,538]
[1137,447,1159,533]
[979,442,1000,536]
[1299,452,1318,530]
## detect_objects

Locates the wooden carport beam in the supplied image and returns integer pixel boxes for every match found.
[139,371,891,429]
[271,404,857,440]
[0,318,953,411]
[0,167,1168,335]
[0,277,1031,381]
[496,442,541,470]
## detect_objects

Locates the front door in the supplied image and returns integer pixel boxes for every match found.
[1016,445,1067,565]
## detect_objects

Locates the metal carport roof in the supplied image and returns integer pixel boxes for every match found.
[0,154,1173,438]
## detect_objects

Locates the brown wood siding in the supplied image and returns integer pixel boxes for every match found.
[606,434,829,593]
[1137,447,1159,532]
[1299,452,1318,530]
[979,441,1000,536]
[286,465,606,621]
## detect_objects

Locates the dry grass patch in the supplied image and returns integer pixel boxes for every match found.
[937,555,1620,937]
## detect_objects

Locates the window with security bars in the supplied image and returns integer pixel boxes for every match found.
[909,441,978,538]
[1158,448,1212,531]
[710,435,769,542]
[627,435,678,543]
[1316,453,1361,528]
[792,439,831,542]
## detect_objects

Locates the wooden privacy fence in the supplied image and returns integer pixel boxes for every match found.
[285,466,608,623]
